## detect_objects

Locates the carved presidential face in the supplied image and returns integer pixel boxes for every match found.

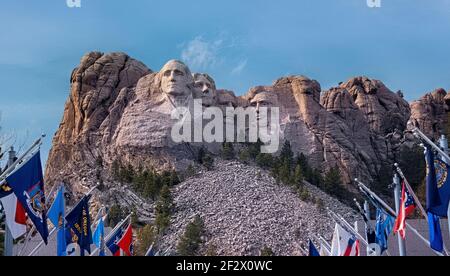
[218,91,237,111]
[193,74,217,107]
[160,60,193,98]
[249,90,279,123]
[250,92,279,111]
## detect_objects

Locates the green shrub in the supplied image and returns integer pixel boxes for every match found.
[177,215,205,256]
[155,185,174,234]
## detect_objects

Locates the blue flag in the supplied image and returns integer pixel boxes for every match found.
[65,194,93,255]
[308,240,320,256]
[427,212,444,253]
[5,151,48,243]
[47,185,66,256]
[145,243,156,256]
[93,217,105,256]
[375,208,394,253]
[425,145,450,217]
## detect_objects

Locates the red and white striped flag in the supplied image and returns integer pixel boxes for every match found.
[0,183,27,239]
[394,181,416,239]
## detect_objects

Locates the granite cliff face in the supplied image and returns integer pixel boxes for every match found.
[46,52,151,201]
[44,52,450,254]
[46,52,450,198]
[409,88,450,140]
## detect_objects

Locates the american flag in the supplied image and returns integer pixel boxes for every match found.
[404,182,417,217]
[394,181,416,239]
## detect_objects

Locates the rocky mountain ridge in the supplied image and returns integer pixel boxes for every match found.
[42,51,450,255]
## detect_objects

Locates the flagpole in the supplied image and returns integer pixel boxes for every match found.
[395,162,450,255]
[28,185,99,256]
[3,147,16,256]
[327,209,369,247]
[393,173,407,256]
[318,236,331,255]
[394,163,450,256]
[317,235,331,250]
[438,135,450,253]
[411,127,450,164]
[17,183,60,256]
[394,164,428,219]
[90,206,106,256]
[144,243,154,256]
[90,213,132,256]
[0,135,45,185]
[357,179,446,256]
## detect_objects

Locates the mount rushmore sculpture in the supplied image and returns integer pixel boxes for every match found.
[46,51,448,205]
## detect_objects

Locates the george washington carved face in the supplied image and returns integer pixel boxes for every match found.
[193,73,217,107]
[160,60,193,99]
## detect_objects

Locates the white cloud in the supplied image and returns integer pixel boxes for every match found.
[180,36,223,70]
[231,59,248,75]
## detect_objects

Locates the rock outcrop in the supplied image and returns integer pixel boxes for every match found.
[45,52,430,198]
[44,52,450,255]
[409,88,450,140]
[45,52,151,201]
[340,77,410,135]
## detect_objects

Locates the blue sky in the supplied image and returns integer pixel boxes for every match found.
[1,0,450,165]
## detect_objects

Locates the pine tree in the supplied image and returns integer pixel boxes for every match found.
[185,164,196,179]
[221,142,235,160]
[131,208,140,227]
[323,167,344,198]
[256,153,274,168]
[239,149,251,164]
[292,164,304,187]
[202,154,214,170]
[260,246,275,256]
[247,139,263,159]
[108,205,124,227]
[112,160,121,180]
[310,168,323,187]
[295,154,309,176]
[155,185,173,234]
[177,215,204,256]
[197,147,206,164]
[170,170,181,186]
[135,224,157,256]
[279,159,291,184]
[279,141,294,171]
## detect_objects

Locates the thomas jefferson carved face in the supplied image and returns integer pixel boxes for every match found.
[160,60,193,99]
[217,91,237,111]
[193,74,217,107]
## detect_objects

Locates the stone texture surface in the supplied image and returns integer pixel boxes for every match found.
[44,52,450,255]
[157,160,358,256]
[408,88,449,140]
[340,77,411,135]
[45,52,151,203]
